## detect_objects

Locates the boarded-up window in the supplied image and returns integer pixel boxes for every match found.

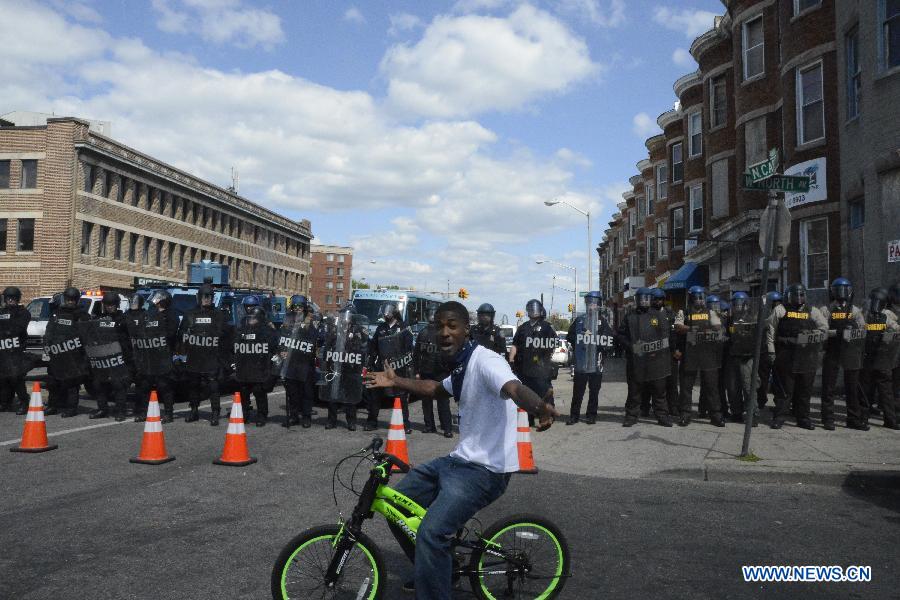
[744,116,767,169]
[711,159,729,218]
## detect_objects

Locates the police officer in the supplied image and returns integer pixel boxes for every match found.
[278,294,318,428]
[697,294,728,420]
[820,278,867,430]
[860,288,900,430]
[367,302,414,432]
[618,288,673,427]
[177,284,230,425]
[414,306,453,436]
[649,288,679,416]
[128,290,179,423]
[44,287,90,417]
[674,286,726,427]
[234,306,276,426]
[723,292,759,425]
[0,287,31,414]
[566,291,613,425]
[83,293,131,421]
[470,303,507,356]
[509,299,556,426]
[757,291,783,412]
[322,303,368,431]
[888,283,900,421]
[767,283,828,429]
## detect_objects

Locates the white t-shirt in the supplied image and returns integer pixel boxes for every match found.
[442,345,520,473]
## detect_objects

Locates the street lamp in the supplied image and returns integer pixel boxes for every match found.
[545,198,592,291]
[536,259,577,319]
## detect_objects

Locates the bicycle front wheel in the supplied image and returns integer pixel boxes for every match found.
[271,524,384,600]
[469,514,569,600]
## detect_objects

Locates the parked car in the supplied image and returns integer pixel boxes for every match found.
[498,324,516,359]
[25,291,129,356]
[550,332,569,380]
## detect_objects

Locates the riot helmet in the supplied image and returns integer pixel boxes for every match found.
[246,306,265,327]
[731,291,749,315]
[766,291,783,306]
[635,288,653,311]
[198,284,215,307]
[149,289,171,310]
[688,285,706,309]
[584,291,602,309]
[241,295,259,308]
[650,288,666,310]
[49,293,63,309]
[63,287,81,307]
[706,294,721,312]
[379,302,399,323]
[338,302,357,328]
[289,294,308,312]
[785,283,806,308]
[476,303,495,327]
[129,294,144,311]
[829,277,852,303]
[868,288,888,314]
[539,306,547,319]
[3,286,22,304]
[425,306,437,324]
[102,292,119,313]
[525,299,544,320]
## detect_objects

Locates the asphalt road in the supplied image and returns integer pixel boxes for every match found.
[2,383,899,600]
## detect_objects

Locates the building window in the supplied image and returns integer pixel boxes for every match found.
[114,230,124,260]
[657,221,668,258]
[159,191,168,216]
[846,27,861,120]
[710,74,727,128]
[81,222,93,255]
[327,253,335,261]
[647,184,655,216]
[671,143,683,182]
[672,207,684,248]
[711,159,729,218]
[849,199,865,229]
[326,267,334,276]
[326,294,332,304]
[20,160,37,189]
[0,219,6,251]
[794,0,820,15]
[797,61,825,145]
[648,235,657,266]
[638,246,646,274]
[744,116,767,168]
[337,267,344,276]
[688,112,702,157]
[637,194,646,221]
[104,170,113,198]
[167,242,175,269]
[689,185,703,232]
[880,0,900,70]
[116,177,125,202]
[132,182,141,207]
[179,245,187,270]
[800,217,829,289]
[142,237,151,265]
[337,282,344,291]
[83,163,92,192]
[629,209,636,238]
[742,15,764,80]
[326,281,334,290]
[193,204,200,225]
[97,225,109,257]
[656,164,667,199]
[155,239,163,267]
[16,219,34,252]
[0,161,10,188]
[338,255,345,263]
[128,233,137,262]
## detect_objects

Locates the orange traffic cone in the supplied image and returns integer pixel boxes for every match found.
[385,397,411,472]
[10,382,58,453]
[130,390,175,465]
[516,408,537,474]
[213,392,257,467]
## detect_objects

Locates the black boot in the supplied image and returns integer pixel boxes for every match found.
[45,406,60,416]
[15,402,27,415]
[184,404,199,422]
[89,408,109,419]
[209,409,220,426]
[161,409,174,424]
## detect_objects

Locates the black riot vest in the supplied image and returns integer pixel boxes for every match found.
[471,324,506,356]
[45,307,89,380]
[0,307,28,378]
[278,312,317,382]
[776,305,825,373]
[864,311,899,371]
[415,324,448,378]
[826,302,866,370]
[126,309,173,376]
[682,308,725,371]
[626,309,671,383]
[181,307,225,375]
[518,321,556,379]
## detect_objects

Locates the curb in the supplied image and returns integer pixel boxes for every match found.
[654,465,900,489]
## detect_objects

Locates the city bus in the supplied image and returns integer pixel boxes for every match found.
[351,289,445,332]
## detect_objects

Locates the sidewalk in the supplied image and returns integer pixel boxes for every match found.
[536,358,900,488]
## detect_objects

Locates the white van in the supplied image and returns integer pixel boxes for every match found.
[25,291,130,354]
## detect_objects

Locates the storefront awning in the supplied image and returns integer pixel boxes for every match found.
[662,262,706,291]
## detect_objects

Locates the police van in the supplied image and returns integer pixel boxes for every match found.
[351,289,444,333]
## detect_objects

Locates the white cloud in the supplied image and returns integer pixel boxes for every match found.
[343,7,365,24]
[50,0,103,23]
[452,0,511,13]
[632,112,660,138]
[150,0,285,49]
[672,47,695,68]
[652,7,718,39]
[555,147,592,168]
[388,12,422,36]
[381,4,598,118]
[557,0,626,28]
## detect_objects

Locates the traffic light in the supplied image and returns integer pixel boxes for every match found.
[567,303,574,312]
[458,288,469,299]
[515,310,524,318]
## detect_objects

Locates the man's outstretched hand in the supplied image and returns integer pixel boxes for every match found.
[364,366,395,389]
[536,401,560,432]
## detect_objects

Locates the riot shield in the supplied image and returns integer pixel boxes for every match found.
[79,318,129,383]
[415,324,446,378]
[575,306,600,374]
[278,313,317,381]
[629,311,671,383]
[377,326,414,376]
[181,310,223,374]
[838,326,866,371]
[519,322,554,379]
[322,314,369,404]
[683,311,725,371]
[44,314,89,379]
[0,310,26,378]
[126,312,173,376]
[233,324,273,383]
[790,329,826,373]
[871,331,900,372]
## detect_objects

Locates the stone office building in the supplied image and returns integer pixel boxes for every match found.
[0,114,312,301]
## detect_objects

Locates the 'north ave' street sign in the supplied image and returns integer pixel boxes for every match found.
[742,173,811,193]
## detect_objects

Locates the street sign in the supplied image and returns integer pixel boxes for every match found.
[742,173,811,193]
[758,197,792,260]
[746,149,779,183]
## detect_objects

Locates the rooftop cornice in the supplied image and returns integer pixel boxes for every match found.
[673,70,702,98]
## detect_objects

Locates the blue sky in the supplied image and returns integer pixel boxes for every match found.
[2,0,722,320]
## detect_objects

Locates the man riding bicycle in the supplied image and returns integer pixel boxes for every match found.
[366,301,558,599]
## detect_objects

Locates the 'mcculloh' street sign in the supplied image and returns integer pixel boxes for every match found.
[742,173,811,193]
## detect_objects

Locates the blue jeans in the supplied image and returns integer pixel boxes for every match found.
[390,455,510,600]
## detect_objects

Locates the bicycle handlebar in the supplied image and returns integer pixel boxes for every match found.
[365,436,410,474]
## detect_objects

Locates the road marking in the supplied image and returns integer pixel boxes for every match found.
[0,390,286,447]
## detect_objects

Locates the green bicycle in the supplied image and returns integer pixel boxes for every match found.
[271,437,570,599]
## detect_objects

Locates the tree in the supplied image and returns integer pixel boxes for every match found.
[548,314,571,332]
[352,279,370,289]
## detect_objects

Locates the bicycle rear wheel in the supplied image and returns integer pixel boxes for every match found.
[271,524,384,600]
[469,514,569,600]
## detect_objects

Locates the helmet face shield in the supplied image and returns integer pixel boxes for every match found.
[831,285,851,302]
[379,302,399,321]
[787,287,806,307]
[732,298,748,314]
[525,299,543,319]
